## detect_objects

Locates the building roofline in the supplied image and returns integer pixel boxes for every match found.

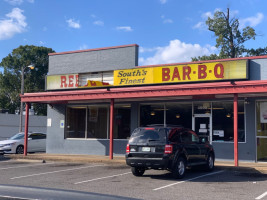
[137,55,267,68]
[49,44,139,56]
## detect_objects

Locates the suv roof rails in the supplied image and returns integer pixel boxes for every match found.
[145,124,183,128]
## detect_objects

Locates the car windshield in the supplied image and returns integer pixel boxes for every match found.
[9,133,24,140]
[129,128,167,143]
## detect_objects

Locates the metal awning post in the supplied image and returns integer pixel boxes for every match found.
[109,99,114,159]
[234,94,239,166]
[24,102,30,156]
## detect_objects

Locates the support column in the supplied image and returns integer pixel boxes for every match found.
[234,94,238,166]
[24,102,30,156]
[109,99,114,159]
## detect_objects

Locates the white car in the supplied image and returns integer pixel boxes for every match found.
[0,132,46,154]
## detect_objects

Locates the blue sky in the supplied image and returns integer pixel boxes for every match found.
[0,0,267,67]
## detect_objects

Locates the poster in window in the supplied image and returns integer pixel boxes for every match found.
[260,102,267,123]
[89,107,98,122]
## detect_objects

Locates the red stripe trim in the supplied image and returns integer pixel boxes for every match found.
[49,44,139,56]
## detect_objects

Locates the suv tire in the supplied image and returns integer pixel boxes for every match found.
[131,167,145,176]
[205,153,214,171]
[172,157,186,179]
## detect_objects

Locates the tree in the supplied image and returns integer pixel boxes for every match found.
[193,8,256,61]
[191,54,228,62]
[0,45,55,115]
[245,47,267,56]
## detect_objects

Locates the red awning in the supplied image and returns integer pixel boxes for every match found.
[21,80,267,103]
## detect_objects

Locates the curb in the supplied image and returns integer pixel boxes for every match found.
[2,154,126,165]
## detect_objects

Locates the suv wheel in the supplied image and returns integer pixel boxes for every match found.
[131,167,145,176]
[172,157,186,179]
[205,153,214,171]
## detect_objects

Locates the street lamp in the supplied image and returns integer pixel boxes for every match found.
[19,64,35,132]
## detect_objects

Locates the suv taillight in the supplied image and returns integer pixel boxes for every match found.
[126,144,130,153]
[164,144,173,154]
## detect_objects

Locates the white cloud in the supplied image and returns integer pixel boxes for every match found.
[4,0,34,4]
[79,44,88,50]
[4,0,23,5]
[66,19,81,29]
[91,14,96,18]
[0,8,27,40]
[94,20,104,26]
[161,15,173,24]
[160,0,167,4]
[139,39,217,65]
[163,19,173,24]
[202,11,213,19]
[239,13,264,28]
[39,41,45,45]
[193,22,205,30]
[116,26,133,32]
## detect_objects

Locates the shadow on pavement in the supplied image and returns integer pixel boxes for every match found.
[0,154,11,161]
[141,166,267,183]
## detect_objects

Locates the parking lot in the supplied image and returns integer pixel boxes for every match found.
[0,157,267,200]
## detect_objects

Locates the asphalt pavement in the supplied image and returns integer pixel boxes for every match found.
[1,153,267,174]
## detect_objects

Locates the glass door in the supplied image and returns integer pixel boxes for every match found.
[193,115,212,143]
[256,102,267,161]
[193,102,212,144]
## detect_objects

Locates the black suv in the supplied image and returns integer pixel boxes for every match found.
[125,125,215,178]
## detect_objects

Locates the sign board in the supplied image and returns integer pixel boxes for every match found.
[46,60,248,90]
[60,120,64,128]
[114,60,248,86]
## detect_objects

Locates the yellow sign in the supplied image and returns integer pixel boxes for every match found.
[114,60,248,86]
[113,68,154,85]
[46,74,79,90]
[46,74,111,90]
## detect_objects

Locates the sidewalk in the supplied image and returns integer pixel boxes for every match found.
[2,153,267,174]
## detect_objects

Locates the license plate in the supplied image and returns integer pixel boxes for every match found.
[142,147,151,152]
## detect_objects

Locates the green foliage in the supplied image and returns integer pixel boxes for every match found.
[191,54,228,62]
[0,45,55,115]
[206,8,256,58]
[245,47,267,56]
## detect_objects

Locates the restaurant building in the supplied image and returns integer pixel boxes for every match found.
[21,44,267,164]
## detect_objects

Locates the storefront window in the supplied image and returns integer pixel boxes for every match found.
[87,105,108,139]
[166,103,192,128]
[65,106,86,138]
[140,103,164,126]
[212,101,245,142]
[65,104,131,140]
[113,104,131,139]
[65,105,108,139]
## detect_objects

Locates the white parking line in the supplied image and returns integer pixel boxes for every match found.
[74,172,131,184]
[10,164,105,180]
[0,195,38,200]
[256,191,267,200]
[0,162,55,170]
[153,170,224,191]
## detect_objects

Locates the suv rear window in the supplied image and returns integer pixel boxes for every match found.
[129,128,167,143]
